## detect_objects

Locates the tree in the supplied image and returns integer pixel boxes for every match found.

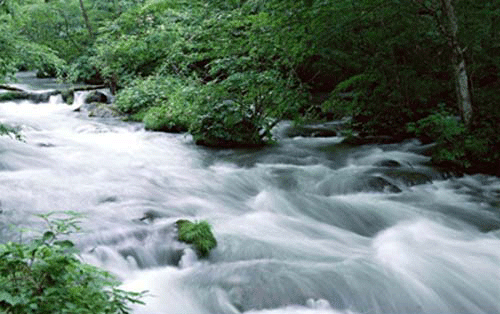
[79,0,94,39]
[415,0,473,125]
[440,0,472,126]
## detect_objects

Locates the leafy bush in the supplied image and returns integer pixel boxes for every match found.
[114,76,183,114]
[189,71,307,147]
[407,110,469,168]
[116,75,198,131]
[67,52,103,84]
[190,100,267,147]
[407,108,500,175]
[0,212,144,314]
[175,219,217,258]
[143,105,192,132]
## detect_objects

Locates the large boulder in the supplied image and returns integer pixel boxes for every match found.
[84,91,110,104]
[74,102,122,118]
[61,90,74,105]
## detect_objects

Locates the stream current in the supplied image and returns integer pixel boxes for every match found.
[1,73,499,314]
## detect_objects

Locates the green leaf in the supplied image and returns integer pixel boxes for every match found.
[0,290,22,306]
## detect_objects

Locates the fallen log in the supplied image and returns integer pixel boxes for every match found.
[0,84,26,93]
[70,85,106,92]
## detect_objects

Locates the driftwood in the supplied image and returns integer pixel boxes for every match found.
[0,84,26,93]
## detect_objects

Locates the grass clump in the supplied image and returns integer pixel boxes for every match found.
[175,220,217,258]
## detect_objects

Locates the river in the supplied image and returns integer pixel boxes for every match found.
[1,73,499,314]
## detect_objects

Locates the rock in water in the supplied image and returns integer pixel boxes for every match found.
[175,220,217,258]
[84,91,109,104]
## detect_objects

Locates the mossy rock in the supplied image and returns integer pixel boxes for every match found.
[85,91,109,104]
[60,89,74,105]
[0,92,29,102]
[175,219,217,258]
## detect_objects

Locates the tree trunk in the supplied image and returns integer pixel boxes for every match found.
[441,0,472,126]
[79,0,94,39]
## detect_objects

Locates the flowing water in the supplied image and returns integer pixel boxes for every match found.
[1,73,499,314]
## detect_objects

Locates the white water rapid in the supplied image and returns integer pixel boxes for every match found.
[1,73,499,314]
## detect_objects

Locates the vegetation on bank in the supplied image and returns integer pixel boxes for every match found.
[0,212,144,313]
[0,0,499,174]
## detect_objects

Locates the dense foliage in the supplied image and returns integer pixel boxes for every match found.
[0,0,499,174]
[0,212,144,313]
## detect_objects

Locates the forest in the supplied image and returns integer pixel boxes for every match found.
[1,1,500,313]
[0,0,499,172]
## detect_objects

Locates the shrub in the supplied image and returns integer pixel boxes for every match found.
[0,212,144,314]
[66,52,103,85]
[407,109,468,168]
[189,71,306,147]
[175,220,217,258]
[143,105,191,132]
[190,100,269,147]
[114,76,183,114]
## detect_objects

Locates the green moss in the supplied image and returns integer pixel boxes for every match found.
[175,220,217,258]
[0,92,29,102]
[60,89,74,105]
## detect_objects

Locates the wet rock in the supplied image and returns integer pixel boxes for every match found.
[84,91,109,104]
[283,120,350,138]
[76,102,123,118]
[286,126,337,138]
[137,210,164,223]
[317,174,402,195]
[270,168,298,190]
[98,195,118,203]
[36,142,56,148]
[384,169,433,186]
[361,176,402,193]
[0,92,29,102]
[30,92,55,103]
[375,159,402,168]
[342,135,401,145]
[0,91,56,103]
[61,89,74,105]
